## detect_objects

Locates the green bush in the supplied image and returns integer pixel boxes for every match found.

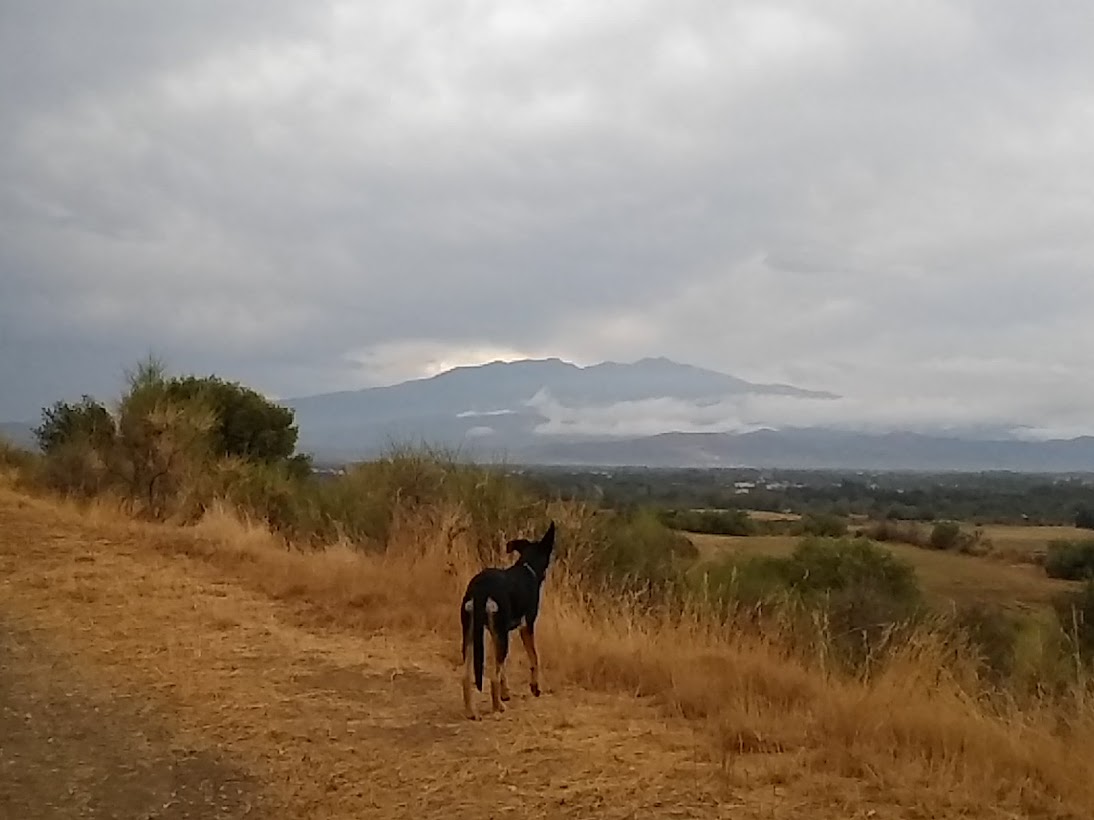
[699,537,922,670]
[1044,539,1094,581]
[33,395,116,456]
[860,518,927,547]
[658,507,754,536]
[163,374,298,463]
[929,521,963,550]
[571,507,695,595]
[784,537,920,600]
[24,358,314,520]
[212,458,323,538]
[787,537,923,669]
[111,360,218,516]
[697,553,793,610]
[795,513,848,538]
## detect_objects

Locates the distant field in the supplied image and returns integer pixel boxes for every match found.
[687,531,1076,614]
[978,524,1093,559]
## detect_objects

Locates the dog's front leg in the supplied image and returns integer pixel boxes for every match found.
[519,624,541,697]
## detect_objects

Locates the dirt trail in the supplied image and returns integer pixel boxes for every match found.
[0,489,883,819]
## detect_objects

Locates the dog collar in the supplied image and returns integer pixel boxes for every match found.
[522,563,539,581]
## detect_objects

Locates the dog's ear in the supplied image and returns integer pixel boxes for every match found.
[505,538,527,555]
[540,521,556,551]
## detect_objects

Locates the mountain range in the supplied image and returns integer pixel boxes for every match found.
[5,358,1093,472]
[283,358,1094,472]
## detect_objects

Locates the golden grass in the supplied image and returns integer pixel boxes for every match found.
[5,478,1094,817]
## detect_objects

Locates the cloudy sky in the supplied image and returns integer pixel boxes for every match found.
[2,1,1092,437]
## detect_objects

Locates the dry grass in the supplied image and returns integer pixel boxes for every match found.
[5,479,1094,817]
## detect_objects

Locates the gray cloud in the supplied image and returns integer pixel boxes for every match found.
[2,1,1092,437]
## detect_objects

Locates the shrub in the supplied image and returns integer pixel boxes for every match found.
[111,360,218,517]
[1044,539,1094,581]
[163,374,298,463]
[571,507,696,595]
[860,518,928,547]
[698,553,793,610]
[26,358,314,521]
[794,513,848,538]
[38,438,116,498]
[930,521,964,550]
[33,395,116,455]
[785,537,920,601]
[212,458,322,539]
[786,537,923,669]
[658,507,754,536]
[699,537,923,670]
[884,504,932,521]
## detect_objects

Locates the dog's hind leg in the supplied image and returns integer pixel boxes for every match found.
[486,600,507,713]
[519,624,542,697]
[499,655,511,702]
[461,601,479,720]
[496,627,511,704]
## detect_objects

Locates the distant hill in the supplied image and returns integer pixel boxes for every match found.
[285,357,837,460]
[283,357,1094,471]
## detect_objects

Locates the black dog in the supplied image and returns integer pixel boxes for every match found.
[460,521,555,720]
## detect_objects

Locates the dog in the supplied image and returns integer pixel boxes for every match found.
[460,521,556,720]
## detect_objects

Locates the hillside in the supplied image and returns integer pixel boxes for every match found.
[0,487,742,818]
[4,478,1094,817]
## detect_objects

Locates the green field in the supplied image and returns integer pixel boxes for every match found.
[687,525,1080,614]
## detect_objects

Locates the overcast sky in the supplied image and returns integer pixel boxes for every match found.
[2,2,1092,437]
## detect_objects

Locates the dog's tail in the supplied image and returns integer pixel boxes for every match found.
[471,594,487,692]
